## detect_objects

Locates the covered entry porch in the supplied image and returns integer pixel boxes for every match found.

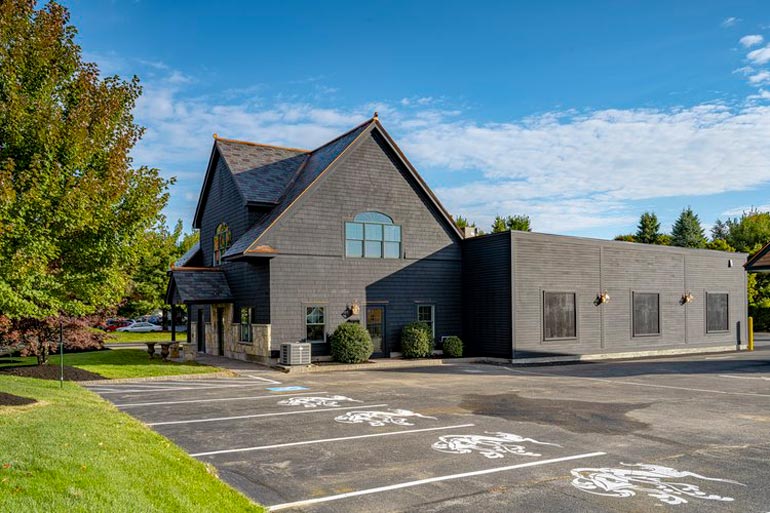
[166,267,272,363]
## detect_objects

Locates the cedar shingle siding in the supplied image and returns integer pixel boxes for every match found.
[170,117,748,361]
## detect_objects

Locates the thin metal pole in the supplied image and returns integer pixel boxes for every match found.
[59,320,64,388]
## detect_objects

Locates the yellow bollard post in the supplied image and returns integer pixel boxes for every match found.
[748,316,754,352]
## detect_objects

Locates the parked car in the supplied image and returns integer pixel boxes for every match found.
[116,322,162,333]
[98,318,132,332]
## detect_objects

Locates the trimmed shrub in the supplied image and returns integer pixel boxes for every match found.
[400,322,432,358]
[442,336,463,357]
[330,322,373,363]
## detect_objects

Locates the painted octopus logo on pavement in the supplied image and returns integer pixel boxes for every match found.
[570,463,745,505]
[431,432,561,459]
[334,409,437,427]
[277,395,361,408]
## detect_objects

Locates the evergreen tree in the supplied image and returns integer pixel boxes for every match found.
[711,219,730,241]
[506,215,532,232]
[671,208,707,248]
[614,234,636,242]
[491,215,507,233]
[634,212,662,244]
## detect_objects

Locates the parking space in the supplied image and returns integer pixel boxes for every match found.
[87,351,770,512]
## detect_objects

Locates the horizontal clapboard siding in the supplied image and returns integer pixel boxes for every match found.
[461,233,512,358]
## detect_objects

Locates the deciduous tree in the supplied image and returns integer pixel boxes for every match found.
[0,0,171,321]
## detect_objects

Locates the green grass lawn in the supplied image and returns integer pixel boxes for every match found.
[0,375,264,512]
[1,348,223,379]
[107,331,188,343]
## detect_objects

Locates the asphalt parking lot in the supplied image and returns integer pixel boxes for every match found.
[87,349,770,512]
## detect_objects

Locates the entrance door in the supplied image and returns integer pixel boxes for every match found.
[216,307,225,356]
[366,306,386,356]
[197,310,205,352]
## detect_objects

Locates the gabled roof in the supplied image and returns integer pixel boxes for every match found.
[224,118,375,258]
[745,241,770,272]
[216,139,309,205]
[165,267,234,304]
[192,139,309,227]
[173,241,201,268]
[191,115,464,258]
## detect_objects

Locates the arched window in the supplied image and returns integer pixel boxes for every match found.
[345,211,401,259]
[213,223,231,265]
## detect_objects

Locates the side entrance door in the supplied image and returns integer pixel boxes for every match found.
[197,309,205,352]
[366,305,386,357]
[216,307,225,356]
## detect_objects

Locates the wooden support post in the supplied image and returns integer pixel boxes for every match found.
[171,304,177,343]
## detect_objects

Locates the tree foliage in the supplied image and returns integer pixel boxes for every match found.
[492,214,532,233]
[0,315,104,365]
[671,207,707,248]
[0,1,171,320]
[614,234,636,242]
[634,212,663,244]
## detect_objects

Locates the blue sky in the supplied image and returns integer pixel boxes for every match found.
[65,0,770,238]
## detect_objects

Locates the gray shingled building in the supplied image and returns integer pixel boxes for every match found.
[166,116,747,363]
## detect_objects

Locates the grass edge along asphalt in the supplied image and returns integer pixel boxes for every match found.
[0,374,265,513]
[1,348,222,379]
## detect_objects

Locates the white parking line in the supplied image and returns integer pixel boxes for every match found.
[146,403,389,426]
[718,374,770,382]
[504,367,770,398]
[115,391,327,408]
[96,383,283,394]
[191,423,476,457]
[243,375,282,385]
[268,451,607,511]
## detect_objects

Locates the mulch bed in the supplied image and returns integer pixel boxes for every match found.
[0,365,105,381]
[0,392,37,407]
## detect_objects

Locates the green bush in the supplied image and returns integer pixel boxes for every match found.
[330,322,373,363]
[400,322,433,358]
[442,336,463,357]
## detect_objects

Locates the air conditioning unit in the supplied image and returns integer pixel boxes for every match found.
[280,343,311,366]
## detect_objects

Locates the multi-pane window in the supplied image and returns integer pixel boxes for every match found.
[213,223,231,265]
[706,293,729,333]
[239,307,252,342]
[306,306,326,342]
[417,304,435,339]
[543,291,577,340]
[345,212,401,259]
[633,292,660,337]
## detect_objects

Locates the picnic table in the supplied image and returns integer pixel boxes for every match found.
[145,342,177,361]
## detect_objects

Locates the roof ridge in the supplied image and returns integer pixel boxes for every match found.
[306,115,377,154]
[214,135,309,153]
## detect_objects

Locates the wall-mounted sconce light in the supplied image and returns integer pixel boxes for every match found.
[595,290,611,305]
[681,291,694,305]
[342,300,361,319]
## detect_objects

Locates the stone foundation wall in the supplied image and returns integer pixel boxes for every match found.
[189,304,271,363]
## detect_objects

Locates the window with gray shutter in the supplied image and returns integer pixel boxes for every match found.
[543,292,577,340]
[706,293,729,333]
[633,292,660,337]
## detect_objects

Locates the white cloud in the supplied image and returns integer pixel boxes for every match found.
[749,70,770,84]
[721,17,741,28]
[740,34,764,48]
[721,204,770,217]
[747,44,770,65]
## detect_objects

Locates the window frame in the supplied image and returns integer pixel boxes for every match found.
[631,291,661,338]
[416,304,435,340]
[542,290,578,342]
[239,307,252,343]
[705,292,730,334]
[305,305,327,343]
[344,212,401,259]
[213,223,231,266]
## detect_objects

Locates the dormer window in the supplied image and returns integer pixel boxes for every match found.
[345,212,401,259]
[214,223,231,265]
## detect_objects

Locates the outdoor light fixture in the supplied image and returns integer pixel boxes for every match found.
[597,291,611,305]
[681,292,694,304]
[351,301,360,316]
